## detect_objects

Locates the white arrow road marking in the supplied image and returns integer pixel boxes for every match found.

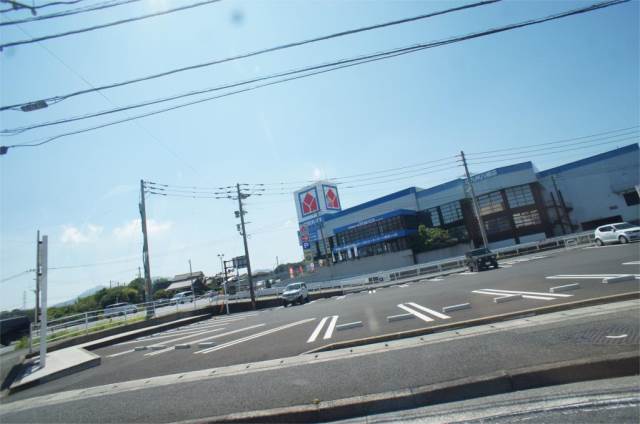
[194,318,316,354]
[405,302,451,320]
[145,324,266,357]
[397,304,434,322]
[307,317,328,343]
[323,315,339,340]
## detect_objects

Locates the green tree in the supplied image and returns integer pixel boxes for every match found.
[418,225,453,249]
[128,277,145,293]
[152,278,171,292]
[153,289,170,300]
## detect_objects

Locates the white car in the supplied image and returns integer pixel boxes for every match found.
[280,282,309,307]
[594,222,640,246]
[104,302,138,318]
[170,291,194,304]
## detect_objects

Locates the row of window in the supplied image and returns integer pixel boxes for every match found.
[477,184,536,216]
[334,237,410,261]
[425,200,464,227]
[335,215,415,246]
[483,209,542,234]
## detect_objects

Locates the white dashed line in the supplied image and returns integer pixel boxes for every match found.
[405,302,451,320]
[307,317,328,343]
[397,304,434,323]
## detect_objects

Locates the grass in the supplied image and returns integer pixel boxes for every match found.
[31,315,146,346]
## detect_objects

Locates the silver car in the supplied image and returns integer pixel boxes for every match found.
[104,302,138,318]
[594,222,640,246]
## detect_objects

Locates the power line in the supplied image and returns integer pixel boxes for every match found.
[466,125,639,156]
[2,0,629,154]
[0,0,501,111]
[0,0,223,50]
[0,0,142,25]
[1,0,86,14]
[0,269,35,283]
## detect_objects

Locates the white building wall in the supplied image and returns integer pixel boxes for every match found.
[538,148,639,230]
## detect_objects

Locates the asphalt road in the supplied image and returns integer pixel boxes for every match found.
[1,296,638,423]
[5,243,639,402]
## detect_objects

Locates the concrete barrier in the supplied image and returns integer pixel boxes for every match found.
[174,344,190,349]
[442,303,471,313]
[603,275,636,284]
[387,314,415,323]
[493,294,522,303]
[134,346,148,351]
[197,342,216,348]
[550,283,580,293]
[149,345,167,350]
[336,322,363,331]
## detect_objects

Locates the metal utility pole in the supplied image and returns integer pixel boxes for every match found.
[460,151,489,249]
[34,230,40,325]
[188,259,195,310]
[139,180,153,318]
[236,183,256,309]
[38,234,48,368]
[217,254,230,315]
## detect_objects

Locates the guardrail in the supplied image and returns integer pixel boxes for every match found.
[28,231,595,349]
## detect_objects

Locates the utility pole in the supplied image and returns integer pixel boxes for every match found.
[189,259,195,310]
[217,254,230,315]
[236,183,256,309]
[138,267,141,279]
[139,179,153,318]
[34,230,40,325]
[460,151,489,249]
[38,234,48,368]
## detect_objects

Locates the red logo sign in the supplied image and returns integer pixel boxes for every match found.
[300,189,319,216]
[324,187,340,209]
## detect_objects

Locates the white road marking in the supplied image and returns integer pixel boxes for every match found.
[139,328,226,356]
[106,349,135,358]
[145,324,265,357]
[406,302,451,320]
[323,315,339,340]
[622,261,640,265]
[335,296,345,300]
[473,290,555,301]
[606,334,628,339]
[397,284,409,288]
[478,288,573,298]
[397,304,434,322]
[307,317,328,343]
[428,278,444,281]
[194,318,315,354]
[546,274,640,279]
[459,272,477,275]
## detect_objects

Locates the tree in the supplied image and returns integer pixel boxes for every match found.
[153,289,170,300]
[128,277,145,293]
[152,278,170,292]
[418,225,454,250]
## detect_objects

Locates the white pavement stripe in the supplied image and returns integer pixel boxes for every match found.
[195,318,315,354]
[145,324,266,357]
[480,288,573,298]
[323,316,339,340]
[622,261,640,265]
[106,349,135,358]
[307,317,328,343]
[546,274,640,279]
[398,284,409,288]
[473,290,555,301]
[406,302,450,320]
[116,323,235,346]
[397,304,434,323]
[459,272,477,275]
[335,296,345,300]
[142,328,226,356]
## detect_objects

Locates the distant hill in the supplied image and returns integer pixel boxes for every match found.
[54,285,106,307]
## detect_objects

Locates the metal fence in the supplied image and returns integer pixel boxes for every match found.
[29,231,595,348]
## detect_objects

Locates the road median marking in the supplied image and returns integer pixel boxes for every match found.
[195,319,316,354]
[473,288,572,301]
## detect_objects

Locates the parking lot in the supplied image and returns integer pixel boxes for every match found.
[8,243,639,401]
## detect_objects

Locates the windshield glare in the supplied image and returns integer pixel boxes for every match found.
[285,284,301,291]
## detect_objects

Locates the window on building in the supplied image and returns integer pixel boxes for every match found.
[484,215,511,234]
[505,185,535,208]
[623,191,640,206]
[512,210,542,228]
[428,208,441,227]
[440,201,463,224]
[478,192,504,215]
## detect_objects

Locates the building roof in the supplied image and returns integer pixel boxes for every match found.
[166,281,193,291]
[171,271,204,282]
[536,143,638,178]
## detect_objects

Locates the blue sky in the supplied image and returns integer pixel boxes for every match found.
[1,0,638,310]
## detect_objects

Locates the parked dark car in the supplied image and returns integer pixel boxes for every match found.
[464,248,499,272]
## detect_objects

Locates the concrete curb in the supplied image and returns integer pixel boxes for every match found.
[182,351,639,423]
[550,283,580,293]
[442,303,471,313]
[304,292,640,354]
[494,294,522,303]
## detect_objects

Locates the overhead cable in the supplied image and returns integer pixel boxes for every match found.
[0,0,142,25]
[0,0,500,111]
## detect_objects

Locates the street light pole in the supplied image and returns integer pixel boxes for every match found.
[236,183,256,310]
[188,259,195,309]
[217,254,230,315]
